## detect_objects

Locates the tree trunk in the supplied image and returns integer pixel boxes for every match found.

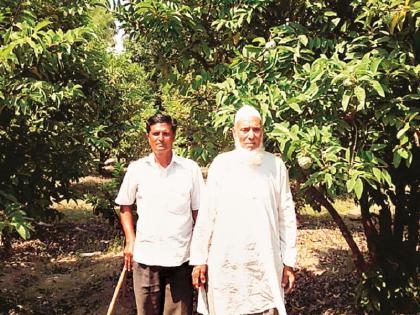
[407,184,419,255]
[308,186,368,273]
[360,191,379,265]
[393,184,405,244]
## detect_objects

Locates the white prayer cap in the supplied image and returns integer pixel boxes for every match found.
[234,105,261,124]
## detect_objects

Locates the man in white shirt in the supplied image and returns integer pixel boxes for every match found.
[190,105,297,315]
[115,114,204,315]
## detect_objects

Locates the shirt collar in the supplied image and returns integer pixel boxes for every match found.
[171,152,182,165]
[146,151,182,167]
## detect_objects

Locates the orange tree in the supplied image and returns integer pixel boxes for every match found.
[115,0,419,313]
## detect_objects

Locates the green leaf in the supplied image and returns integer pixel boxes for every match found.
[324,11,337,17]
[390,12,399,34]
[354,86,365,109]
[288,102,302,113]
[346,177,356,193]
[332,18,340,26]
[400,135,409,145]
[396,123,409,139]
[305,83,319,98]
[342,90,351,111]
[405,151,413,167]
[34,20,52,33]
[215,91,224,106]
[284,143,297,160]
[325,173,333,188]
[397,148,409,159]
[382,170,392,186]
[298,35,308,46]
[393,152,401,168]
[354,178,363,199]
[16,224,30,239]
[372,168,382,183]
[252,37,266,46]
[340,21,348,32]
[371,80,385,97]
[345,148,351,161]
[370,58,382,74]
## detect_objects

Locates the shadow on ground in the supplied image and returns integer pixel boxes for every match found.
[287,249,361,315]
[0,200,366,315]
[0,216,136,315]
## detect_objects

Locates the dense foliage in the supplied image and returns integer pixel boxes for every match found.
[116,0,419,313]
[1,0,418,312]
[0,0,153,246]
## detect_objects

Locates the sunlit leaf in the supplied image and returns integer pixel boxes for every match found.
[371,80,385,97]
[354,86,366,108]
[342,90,351,111]
[372,168,382,183]
[354,178,363,199]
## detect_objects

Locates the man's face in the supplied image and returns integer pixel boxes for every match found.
[148,123,175,155]
[233,117,263,151]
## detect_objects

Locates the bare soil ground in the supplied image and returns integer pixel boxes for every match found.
[0,184,367,315]
[288,206,367,315]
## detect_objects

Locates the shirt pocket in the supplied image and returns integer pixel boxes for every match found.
[167,183,191,215]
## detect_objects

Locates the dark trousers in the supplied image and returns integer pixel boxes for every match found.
[133,262,193,315]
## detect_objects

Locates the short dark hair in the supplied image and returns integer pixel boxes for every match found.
[146,113,177,134]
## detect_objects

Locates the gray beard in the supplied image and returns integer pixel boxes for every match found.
[234,138,265,167]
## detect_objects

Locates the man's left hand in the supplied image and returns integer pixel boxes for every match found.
[281,265,295,294]
[192,264,207,289]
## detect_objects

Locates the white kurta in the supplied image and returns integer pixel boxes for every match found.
[190,150,297,315]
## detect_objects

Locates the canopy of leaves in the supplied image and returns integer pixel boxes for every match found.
[116,0,419,313]
[0,0,153,243]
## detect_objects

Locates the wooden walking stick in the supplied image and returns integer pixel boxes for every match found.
[106,266,127,315]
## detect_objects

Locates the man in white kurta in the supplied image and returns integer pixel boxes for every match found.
[190,106,297,315]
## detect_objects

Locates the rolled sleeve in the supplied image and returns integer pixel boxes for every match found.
[115,163,137,206]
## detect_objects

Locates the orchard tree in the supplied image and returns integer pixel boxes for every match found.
[113,0,276,163]
[0,0,153,247]
[115,0,419,313]
[0,0,98,245]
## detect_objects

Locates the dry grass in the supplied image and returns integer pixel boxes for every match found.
[53,200,93,223]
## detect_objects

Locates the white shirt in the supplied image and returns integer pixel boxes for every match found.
[190,150,297,315]
[115,152,204,267]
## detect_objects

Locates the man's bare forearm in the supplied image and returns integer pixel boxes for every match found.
[120,205,136,270]
[120,205,135,242]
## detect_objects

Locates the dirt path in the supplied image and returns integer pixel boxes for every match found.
[288,211,367,314]
[0,201,367,315]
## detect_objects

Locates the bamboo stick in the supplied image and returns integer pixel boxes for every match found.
[106,266,127,315]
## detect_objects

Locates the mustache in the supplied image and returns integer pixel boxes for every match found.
[233,137,264,151]
[233,137,264,166]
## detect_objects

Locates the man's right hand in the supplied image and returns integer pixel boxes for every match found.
[120,205,135,272]
[123,240,134,271]
[192,264,208,289]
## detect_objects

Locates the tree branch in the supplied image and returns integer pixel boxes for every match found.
[308,186,368,272]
